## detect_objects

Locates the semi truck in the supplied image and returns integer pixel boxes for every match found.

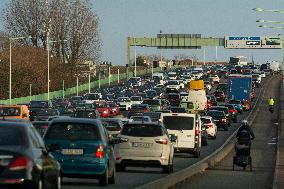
[227,74,252,102]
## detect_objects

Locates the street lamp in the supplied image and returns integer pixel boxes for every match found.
[134,39,137,77]
[259,24,284,29]
[253,8,284,13]
[257,19,284,24]
[47,39,67,100]
[9,35,32,104]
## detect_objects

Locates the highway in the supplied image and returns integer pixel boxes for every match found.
[61,77,268,189]
[176,75,281,189]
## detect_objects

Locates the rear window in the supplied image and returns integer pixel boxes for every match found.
[142,100,160,105]
[143,113,161,122]
[0,107,20,116]
[201,118,211,124]
[0,126,26,146]
[29,101,48,108]
[100,120,121,131]
[170,107,186,113]
[163,116,194,130]
[45,123,101,141]
[210,107,228,114]
[207,111,224,118]
[167,94,179,99]
[131,97,142,101]
[121,124,163,137]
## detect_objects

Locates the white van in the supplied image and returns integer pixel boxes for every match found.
[161,113,201,157]
[187,90,207,111]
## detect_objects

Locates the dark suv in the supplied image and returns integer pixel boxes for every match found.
[209,106,232,126]
[206,110,228,131]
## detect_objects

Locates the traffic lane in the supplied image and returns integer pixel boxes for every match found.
[176,75,280,189]
[61,82,263,189]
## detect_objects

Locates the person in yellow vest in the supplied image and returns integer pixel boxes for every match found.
[268,97,275,113]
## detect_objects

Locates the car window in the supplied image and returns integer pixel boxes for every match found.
[163,116,194,130]
[0,126,27,146]
[201,118,211,124]
[28,127,43,148]
[121,124,163,137]
[45,123,101,141]
[31,127,45,148]
[100,120,122,131]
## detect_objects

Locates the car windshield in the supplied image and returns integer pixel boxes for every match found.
[131,117,150,122]
[0,107,20,116]
[29,101,48,108]
[121,124,162,137]
[142,100,160,105]
[76,103,94,109]
[0,126,26,146]
[163,116,194,130]
[85,94,100,100]
[100,120,121,131]
[45,123,100,141]
[170,107,186,113]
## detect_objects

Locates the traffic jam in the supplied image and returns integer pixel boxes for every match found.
[0,62,271,188]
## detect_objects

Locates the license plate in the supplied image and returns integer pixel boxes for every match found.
[132,142,152,148]
[62,149,84,155]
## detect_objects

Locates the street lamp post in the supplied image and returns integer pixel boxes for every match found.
[203,48,206,66]
[134,39,137,77]
[47,39,67,100]
[9,36,31,104]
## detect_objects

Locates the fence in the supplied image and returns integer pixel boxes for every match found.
[0,67,161,105]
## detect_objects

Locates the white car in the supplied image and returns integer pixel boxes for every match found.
[130,96,143,104]
[166,80,180,90]
[260,71,266,78]
[84,93,102,104]
[200,116,217,139]
[116,122,175,173]
[177,80,185,89]
[117,97,132,111]
[204,81,212,91]
[209,75,220,83]
[129,116,152,123]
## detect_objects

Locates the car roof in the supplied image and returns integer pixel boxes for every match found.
[0,119,33,127]
[49,117,101,125]
[201,116,212,119]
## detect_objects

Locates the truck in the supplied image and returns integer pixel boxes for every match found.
[186,80,207,112]
[227,74,252,102]
[270,61,280,73]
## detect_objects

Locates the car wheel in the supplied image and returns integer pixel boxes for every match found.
[54,174,62,189]
[162,157,173,174]
[108,167,115,184]
[193,150,200,158]
[99,167,108,186]
[116,164,125,172]
[27,176,43,189]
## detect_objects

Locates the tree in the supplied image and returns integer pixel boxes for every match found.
[2,0,101,65]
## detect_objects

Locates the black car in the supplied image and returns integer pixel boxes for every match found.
[209,106,232,126]
[0,119,61,188]
[206,110,228,131]
[29,100,53,121]
[224,104,238,123]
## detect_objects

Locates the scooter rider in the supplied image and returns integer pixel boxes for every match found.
[236,120,255,146]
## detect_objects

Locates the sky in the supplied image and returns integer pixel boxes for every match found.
[1,0,284,65]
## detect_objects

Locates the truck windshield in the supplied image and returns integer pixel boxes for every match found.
[163,116,194,130]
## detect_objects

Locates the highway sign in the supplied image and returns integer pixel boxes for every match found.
[225,36,282,49]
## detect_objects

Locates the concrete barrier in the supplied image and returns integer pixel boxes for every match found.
[136,76,275,189]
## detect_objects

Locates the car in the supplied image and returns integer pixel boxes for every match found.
[142,99,164,111]
[117,97,132,111]
[166,93,181,107]
[143,112,162,122]
[115,122,175,173]
[200,116,218,139]
[44,118,117,186]
[168,106,187,113]
[34,108,60,121]
[94,101,112,118]
[73,103,100,119]
[206,110,228,131]
[209,106,232,126]
[127,104,150,118]
[98,118,124,137]
[0,105,30,121]
[209,75,220,83]
[130,96,143,104]
[204,81,212,91]
[228,99,243,114]
[0,119,61,188]
[260,71,266,78]
[166,80,180,90]
[213,90,226,102]
[161,113,202,158]
[29,100,53,121]
[224,104,238,123]
[201,124,208,146]
[83,93,102,104]
[107,101,121,116]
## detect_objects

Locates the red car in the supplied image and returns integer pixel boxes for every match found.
[107,102,120,116]
[94,101,112,118]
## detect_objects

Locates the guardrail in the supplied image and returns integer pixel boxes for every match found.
[136,75,274,189]
[0,67,161,104]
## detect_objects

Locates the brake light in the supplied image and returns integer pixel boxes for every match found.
[9,156,31,171]
[195,129,200,135]
[230,109,236,113]
[155,138,168,145]
[206,124,213,128]
[95,145,104,158]
[144,109,149,113]
[221,118,227,122]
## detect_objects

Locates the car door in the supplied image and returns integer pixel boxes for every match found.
[101,126,115,173]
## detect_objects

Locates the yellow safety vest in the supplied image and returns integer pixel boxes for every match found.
[268,99,275,106]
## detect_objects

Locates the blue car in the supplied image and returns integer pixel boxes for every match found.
[228,100,243,114]
[44,118,116,186]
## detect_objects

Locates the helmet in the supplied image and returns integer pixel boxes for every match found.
[241,119,249,126]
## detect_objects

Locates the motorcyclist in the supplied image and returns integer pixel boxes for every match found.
[236,120,255,146]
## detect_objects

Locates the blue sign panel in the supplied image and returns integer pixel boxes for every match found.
[228,37,260,40]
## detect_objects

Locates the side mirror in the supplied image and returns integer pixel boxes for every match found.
[47,143,61,153]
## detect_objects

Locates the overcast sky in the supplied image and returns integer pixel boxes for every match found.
[1,0,284,65]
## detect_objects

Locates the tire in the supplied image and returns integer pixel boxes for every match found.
[99,168,109,186]
[108,167,115,184]
[27,176,43,189]
[54,174,61,189]
[193,150,200,158]
[116,164,125,172]
[162,156,174,174]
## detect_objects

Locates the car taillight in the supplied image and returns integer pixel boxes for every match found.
[95,145,104,158]
[155,138,168,145]
[9,156,31,171]
[144,109,149,112]
[230,109,236,113]
[221,118,227,122]
[206,124,213,128]
[103,110,108,114]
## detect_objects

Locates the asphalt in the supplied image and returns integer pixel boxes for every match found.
[176,75,281,189]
